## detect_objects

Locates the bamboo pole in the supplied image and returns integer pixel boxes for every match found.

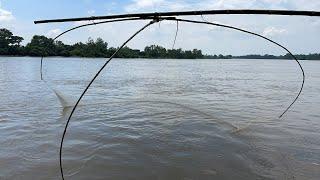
[34,9,320,24]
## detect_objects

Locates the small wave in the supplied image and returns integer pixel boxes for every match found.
[59,97,238,131]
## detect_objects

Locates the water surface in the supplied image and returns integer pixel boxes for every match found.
[0,57,319,179]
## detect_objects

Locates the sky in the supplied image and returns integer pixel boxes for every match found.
[1,0,320,55]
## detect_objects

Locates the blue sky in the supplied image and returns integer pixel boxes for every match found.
[1,0,320,55]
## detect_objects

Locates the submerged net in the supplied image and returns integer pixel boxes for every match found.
[37,15,310,180]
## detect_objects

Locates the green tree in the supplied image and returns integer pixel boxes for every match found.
[144,45,167,58]
[55,41,71,57]
[70,37,109,57]
[117,46,140,58]
[0,28,24,55]
[94,38,108,57]
[25,35,55,56]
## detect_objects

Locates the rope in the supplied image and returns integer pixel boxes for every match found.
[37,15,307,180]
[58,20,157,180]
[172,20,179,49]
[160,17,304,118]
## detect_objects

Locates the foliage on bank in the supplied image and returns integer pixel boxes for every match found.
[0,28,204,59]
[1,28,319,60]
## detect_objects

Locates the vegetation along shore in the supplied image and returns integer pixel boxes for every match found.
[1,28,319,60]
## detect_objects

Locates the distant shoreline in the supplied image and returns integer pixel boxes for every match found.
[1,28,319,60]
[1,55,319,61]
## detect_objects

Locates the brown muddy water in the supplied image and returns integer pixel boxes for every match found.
[0,57,320,180]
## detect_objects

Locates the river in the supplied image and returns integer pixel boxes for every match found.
[0,57,319,179]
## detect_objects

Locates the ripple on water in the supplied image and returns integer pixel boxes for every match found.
[55,101,272,180]
[1,58,320,179]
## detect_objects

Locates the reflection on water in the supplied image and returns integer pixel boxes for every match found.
[0,57,320,180]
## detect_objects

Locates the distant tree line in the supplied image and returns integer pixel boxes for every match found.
[1,28,319,60]
[234,54,320,60]
[0,28,204,59]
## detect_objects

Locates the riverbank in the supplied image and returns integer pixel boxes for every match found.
[1,28,320,60]
[1,55,319,61]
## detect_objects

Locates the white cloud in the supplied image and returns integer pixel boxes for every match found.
[134,0,164,8]
[123,0,177,12]
[124,0,320,13]
[262,27,288,37]
[0,8,14,22]
[290,0,320,10]
[2,0,318,55]
[125,0,165,12]
[27,0,317,55]
[124,0,264,12]
[46,29,62,38]
[88,10,95,15]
